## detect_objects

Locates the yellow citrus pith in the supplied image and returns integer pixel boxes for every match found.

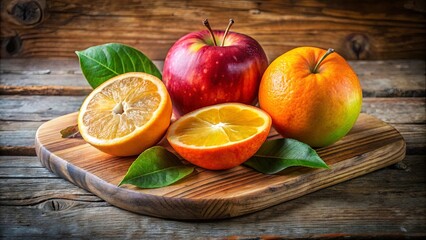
[166,103,272,170]
[78,72,172,156]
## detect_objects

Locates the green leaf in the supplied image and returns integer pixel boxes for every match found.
[76,43,162,88]
[244,138,330,174]
[118,146,194,189]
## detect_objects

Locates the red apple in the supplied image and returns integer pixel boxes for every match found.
[163,19,268,116]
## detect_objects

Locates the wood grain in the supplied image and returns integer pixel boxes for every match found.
[0,96,426,156]
[1,96,424,156]
[1,95,423,122]
[0,5,424,238]
[2,155,424,238]
[1,59,424,97]
[1,58,424,157]
[1,0,425,60]
[2,121,424,156]
[34,112,406,219]
[362,98,426,124]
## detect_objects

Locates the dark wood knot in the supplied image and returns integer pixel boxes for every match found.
[346,33,370,60]
[7,0,46,26]
[41,199,73,212]
[2,34,22,56]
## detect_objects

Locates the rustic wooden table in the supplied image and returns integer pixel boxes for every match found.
[0,58,425,238]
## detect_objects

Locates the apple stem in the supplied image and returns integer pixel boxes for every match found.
[312,48,335,73]
[221,19,234,47]
[203,19,217,46]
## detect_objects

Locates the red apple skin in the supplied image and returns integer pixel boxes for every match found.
[163,30,268,116]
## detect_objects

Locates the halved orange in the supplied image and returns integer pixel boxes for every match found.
[166,103,272,170]
[78,72,172,156]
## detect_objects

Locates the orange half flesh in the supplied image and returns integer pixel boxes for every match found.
[167,103,272,170]
[78,72,172,156]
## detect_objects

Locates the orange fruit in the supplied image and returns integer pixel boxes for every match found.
[259,47,362,147]
[78,72,172,156]
[166,103,272,170]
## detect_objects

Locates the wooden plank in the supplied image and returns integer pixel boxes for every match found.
[394,124,426,154]
[1,95,423,123]
[34,112,406,219]
[1,155,424,238]
[0,147,35,156]
[0,167,57,178]
[0,121,42,156]
[354,60,426,97]
[0,156,100,204]
[0,121,42,147]
[1,59,424,97]
[0,58,163,73]
[0,95,85,121]
[1,122,424,156]
[0,58,81,74]
[362,98,425,124]
[0,156,43,167]
[2,155,421,208]
[0,181,101,212]
[1,0,425,60]
[0,96,424,156]
[0,58,164,95]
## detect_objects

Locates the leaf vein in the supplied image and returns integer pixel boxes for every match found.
[80,52,119,75]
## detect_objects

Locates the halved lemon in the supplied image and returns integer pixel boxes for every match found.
[166,103,272,170]
[78,72,172,156]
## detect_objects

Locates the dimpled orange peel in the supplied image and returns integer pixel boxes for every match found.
[259,47,362,147]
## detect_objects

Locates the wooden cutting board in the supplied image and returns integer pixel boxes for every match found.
[35,113,406,220]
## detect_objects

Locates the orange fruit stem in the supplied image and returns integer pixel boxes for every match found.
[312,48,335,73]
